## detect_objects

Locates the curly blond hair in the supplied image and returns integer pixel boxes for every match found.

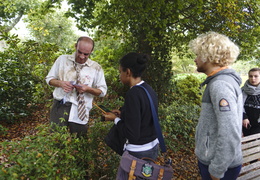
[189,31,240,67]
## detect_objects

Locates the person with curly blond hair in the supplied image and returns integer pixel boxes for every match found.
[189,32,243,180]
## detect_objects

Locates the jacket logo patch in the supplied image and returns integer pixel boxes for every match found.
[219,98,230,111]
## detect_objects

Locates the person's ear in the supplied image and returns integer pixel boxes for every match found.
[75,43,77,49]
[126,68,132,77]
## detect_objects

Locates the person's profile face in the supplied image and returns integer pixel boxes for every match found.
[119,66,126,84]
[75,41,93,64]
[249,71,260,86]
[119,65,131,86]
[194,56,208,73]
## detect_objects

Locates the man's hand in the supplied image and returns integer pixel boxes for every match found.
[74,84,89,94]
[61,81,74,93]
[50,79,74,93]
[49,79,74,93]
[74,84,102,96]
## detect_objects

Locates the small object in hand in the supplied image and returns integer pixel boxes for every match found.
[93,103,110,113]
[70,81,82,87]
[74,84,82,87]
[98,105,111,112]
[92,103,111,121]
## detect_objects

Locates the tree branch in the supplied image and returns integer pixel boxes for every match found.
[2,11,24,33]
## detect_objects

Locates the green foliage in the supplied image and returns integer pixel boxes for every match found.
[91,35,133,99]
[0,35,37,121]
[0,0,36,32]
[87,121,120,179]
[25,8,78,49]
[159,74,203,151]
[159,102,200,152]
[171,45,197,74]
[0,0,61,33]
[171,74,205,105]
[66,0,259,103]
[0,122,120,179]
[232,60,258,76]
[0,124,8,135]
[0,125,90,179]
[0,33,62,122]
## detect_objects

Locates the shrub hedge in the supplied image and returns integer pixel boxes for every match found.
[0,123,120,180]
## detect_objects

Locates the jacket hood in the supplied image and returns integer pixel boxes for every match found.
[201,68,242,87]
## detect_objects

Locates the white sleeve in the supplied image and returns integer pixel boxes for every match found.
[93,67,107,97]
[45,57,61,85]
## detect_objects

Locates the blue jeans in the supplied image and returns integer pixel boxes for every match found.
[198,161,241,180]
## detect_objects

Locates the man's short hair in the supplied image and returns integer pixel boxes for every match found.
[76,36,95,51]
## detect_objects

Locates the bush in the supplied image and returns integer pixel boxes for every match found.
[159,74,204,151]
[0,52,37,122]
[0,122,121,179]
[87,121,120,179]
[0,125,89,179]
[159,101,200,151]
[171,74,205,105]
[0,33,62,122]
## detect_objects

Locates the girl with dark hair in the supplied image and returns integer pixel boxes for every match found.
[104,52,159,179]
[242,68,260,136]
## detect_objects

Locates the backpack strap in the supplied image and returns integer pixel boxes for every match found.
[135,85,167,153]
[128,160,137,180]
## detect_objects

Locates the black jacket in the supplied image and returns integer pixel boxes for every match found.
[117,82,158,145]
